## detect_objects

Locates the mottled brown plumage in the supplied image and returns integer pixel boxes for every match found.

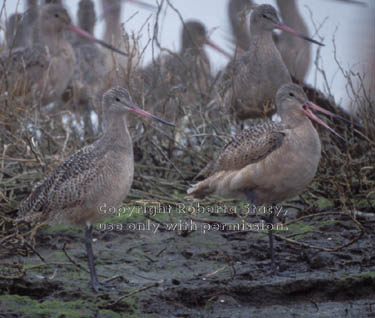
[1,4,76,103]
[188,83,344,273]
[144,20,229,125]
[189,83,323,204]
[18,87,136,226]
[222,4,323,120]
[18,87,174,291]
[144,21,213,101]
[203,122,285,177]
[222,5,291,119]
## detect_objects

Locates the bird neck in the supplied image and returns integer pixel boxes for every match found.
[102,112,131,146]
[181,38,204,55]
[181,45,205,60]
[279,109,310,130]
[40,30,66,53]
[250,29,275,52]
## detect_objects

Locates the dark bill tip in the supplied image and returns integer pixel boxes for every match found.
[128,105,175,127]
[67,24,128,57]
[275,24,325,46]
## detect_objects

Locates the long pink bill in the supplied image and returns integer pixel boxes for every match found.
[67,24,128,57]
[302,101,345,141]
[275,24,324,46]
[305,101,361,128]
[127,103,175,127]
[206,39,232,59]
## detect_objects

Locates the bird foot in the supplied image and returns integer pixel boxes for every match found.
[91,280,105,293]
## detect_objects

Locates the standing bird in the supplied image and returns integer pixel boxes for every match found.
[143,20,230,155]
[1,4,76,103]
[275,0,311,83]
[18,87,175,292]
[1,3,128,105]
[188,83,346,273]
[221,4,323,120]
[144,20,230,122]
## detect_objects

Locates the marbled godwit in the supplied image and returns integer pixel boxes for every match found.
[18,87,174,291]
[228,0,253,52]
[144,20,230,118]
[222,4,323,120]
[275,0,311,83]
[143,20,231,155]
[188,83,345,273]
[1,4,76,103]
[1,3,127,104]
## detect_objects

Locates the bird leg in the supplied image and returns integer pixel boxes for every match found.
[84,224,101,292]
[264,210,277,275]
[246,190,277,275]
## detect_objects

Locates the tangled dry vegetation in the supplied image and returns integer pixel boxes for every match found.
[0,3,374,263]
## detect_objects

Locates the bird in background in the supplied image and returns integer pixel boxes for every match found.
[1,3,129,105]
[221,4,324,120]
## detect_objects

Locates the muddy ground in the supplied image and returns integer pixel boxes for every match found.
[1,203,374,318]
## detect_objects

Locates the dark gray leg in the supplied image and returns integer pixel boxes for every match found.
[246,190,277,275]
[264,211,276,275]
[85,224,101,292]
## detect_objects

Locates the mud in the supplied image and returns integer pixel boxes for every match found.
[1,205,374,318]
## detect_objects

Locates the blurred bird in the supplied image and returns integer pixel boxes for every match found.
[1,3,128,105]
[144,20,231,122]
[221,4,323,120]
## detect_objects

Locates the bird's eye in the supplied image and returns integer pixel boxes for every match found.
[289,92,295,97]
[262,14,267,19]
[115,97,120,102]
[55,14,59,18]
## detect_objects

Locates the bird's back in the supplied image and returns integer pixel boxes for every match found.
[222,36,291,119]
[18,137,134,226]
